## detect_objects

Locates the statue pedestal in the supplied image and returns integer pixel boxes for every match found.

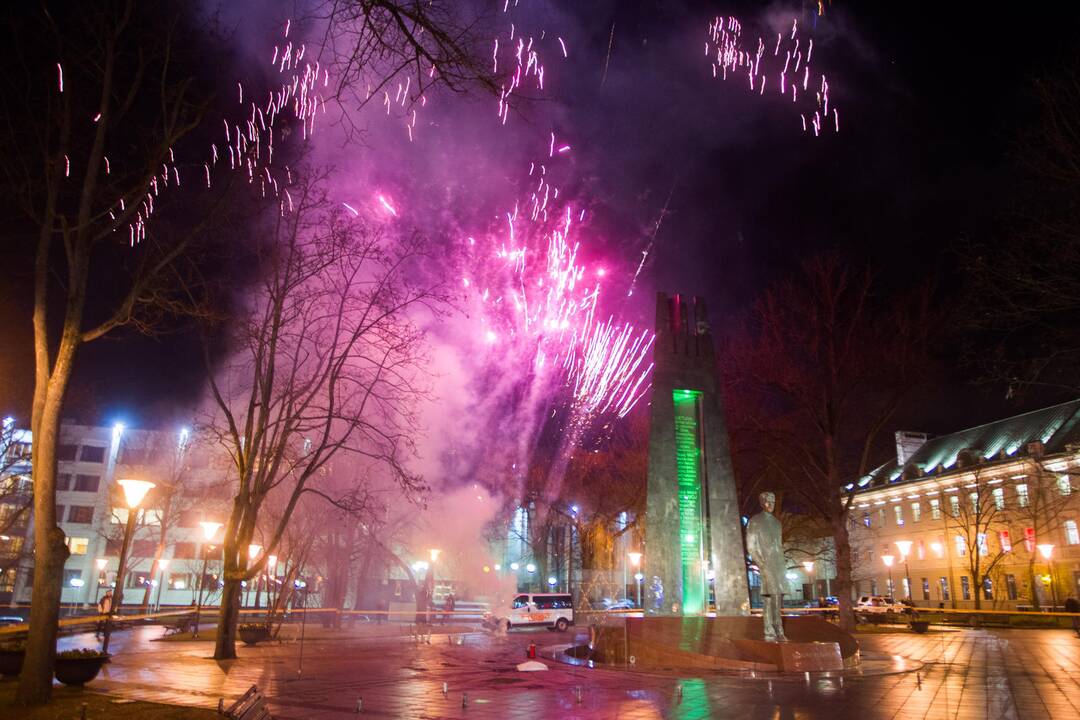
[588,615,857,673]
[731,638,844,672]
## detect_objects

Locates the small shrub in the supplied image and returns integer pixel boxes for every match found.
[56,648,109,659]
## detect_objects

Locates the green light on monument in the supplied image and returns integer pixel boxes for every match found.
[673,388,705,615]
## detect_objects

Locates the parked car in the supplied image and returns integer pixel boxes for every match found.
[856,595,911,614]
[506,593,574,632]
[602,598,637,611]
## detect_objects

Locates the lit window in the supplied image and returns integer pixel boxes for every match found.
[1058,475,1072,496]
[969,492,979,514]
[949,495,960,517]
[65,537,89,555]
[877,508,886,526]
[954,535,966,557]
[977,533,988,556]
[992,488,1005,510]
[863,513,871,528]
[939,577,950,601]
[911,502,921,522]
[982,577,993,600]
[917,539,925,560]
[893,505,904,526]
[930,498,941,519]
[960,575,971,600]
[1016,484,1029,508]
[1023,527,1036,553]
[1066,520,1079,546]
[998,530,1012,552]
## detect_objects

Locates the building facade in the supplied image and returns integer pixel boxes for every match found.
[849,401,1080,609]
[6,420,239,609]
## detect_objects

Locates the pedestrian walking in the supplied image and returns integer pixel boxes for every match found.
[95,590,113,638]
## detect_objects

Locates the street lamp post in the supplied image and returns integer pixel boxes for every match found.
[628,552,643,608]
[247,544,263,609]
[802,561,815,605]
[102,478,156,653]
[1036,543,1057,611]
[881,554,896,600]
[894,540,913,602]
[192,520,223,638]
[93,558,108,605]
[154,558,170,611]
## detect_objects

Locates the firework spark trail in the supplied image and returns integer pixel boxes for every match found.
[707,14,839,135]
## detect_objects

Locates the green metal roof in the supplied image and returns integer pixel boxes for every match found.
[861,399,1080,489]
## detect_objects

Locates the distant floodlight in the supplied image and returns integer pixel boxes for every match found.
[546,576,557,586]
[510,562,520,571]
[199,521,222,541]
[69,578,84,588]
[525,563,536,573]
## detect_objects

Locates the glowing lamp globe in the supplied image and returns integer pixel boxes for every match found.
[117,478,155,509]
[627,552,642,568]
[248,544,263,560]
[199,521,222,541]
[894,540,913,559]
[802,561,814,573]
[881,554,895,568]
[1036,543,1054,561]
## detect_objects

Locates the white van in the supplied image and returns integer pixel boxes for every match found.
[506,593,574,632]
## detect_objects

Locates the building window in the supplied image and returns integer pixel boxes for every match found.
[982,577,993,600]
[893,505,904,526]
[167,573,190,590]
[954,535,966,557]
[56,473,72,491]
[178,510,200,528]
[998,530,1012,552]
[877,508,886,527]
[173,542,197,559]
[79,445,106,463]
[939,577,950,601]
[921,578,930,601]
[73,474,100,492]
[930,498,941,519]
[62,569,83,587]
[1024,527,1036,553]
[992,487,1005,510]
[977,533,989,556]
[917,539,926,560]
[911,502,921,522]
[1065,520,1079,546]
[949,495,960,517]
[932,537,945,558]
[1016,484,1029,508]
[960,576,971,600]
[1005,574,1018,600]
[65,537,89,555]
[132,540,157,558]
[67,506,93,524]
[969,492,979,514]
[57,444,77,461]
[1058,475,1073,496]
[867,549,875,563]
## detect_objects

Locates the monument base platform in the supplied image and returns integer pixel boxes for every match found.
[588,615,857,673]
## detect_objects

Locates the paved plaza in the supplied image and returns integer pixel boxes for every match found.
[38,623,1080,719]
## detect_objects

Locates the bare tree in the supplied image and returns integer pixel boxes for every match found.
[722,254,934,631]
[200,171,440,659]
[1005,460,1074,609]
[940,468,1011,610]
[0,2,220,702]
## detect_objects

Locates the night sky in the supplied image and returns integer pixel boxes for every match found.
[3,1,1079,439]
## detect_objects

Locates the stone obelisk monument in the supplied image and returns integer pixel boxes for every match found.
[644,292,748,616]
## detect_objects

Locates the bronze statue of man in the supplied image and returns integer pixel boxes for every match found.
[746,491,787,642]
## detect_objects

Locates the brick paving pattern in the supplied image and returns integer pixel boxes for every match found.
[58,624,1080,719]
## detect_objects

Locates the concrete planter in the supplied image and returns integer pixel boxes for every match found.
[239,625,272,646]
[54,655,109,685]
[909,621,930,634]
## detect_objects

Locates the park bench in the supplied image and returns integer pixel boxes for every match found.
[160,614,195,636]
[219,684,273,720]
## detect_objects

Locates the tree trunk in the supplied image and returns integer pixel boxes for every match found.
[831,515,856,633]
[213,578,242,659]
[16,384,71,704]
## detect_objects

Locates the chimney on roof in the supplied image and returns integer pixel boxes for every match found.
[895,431,928,466]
